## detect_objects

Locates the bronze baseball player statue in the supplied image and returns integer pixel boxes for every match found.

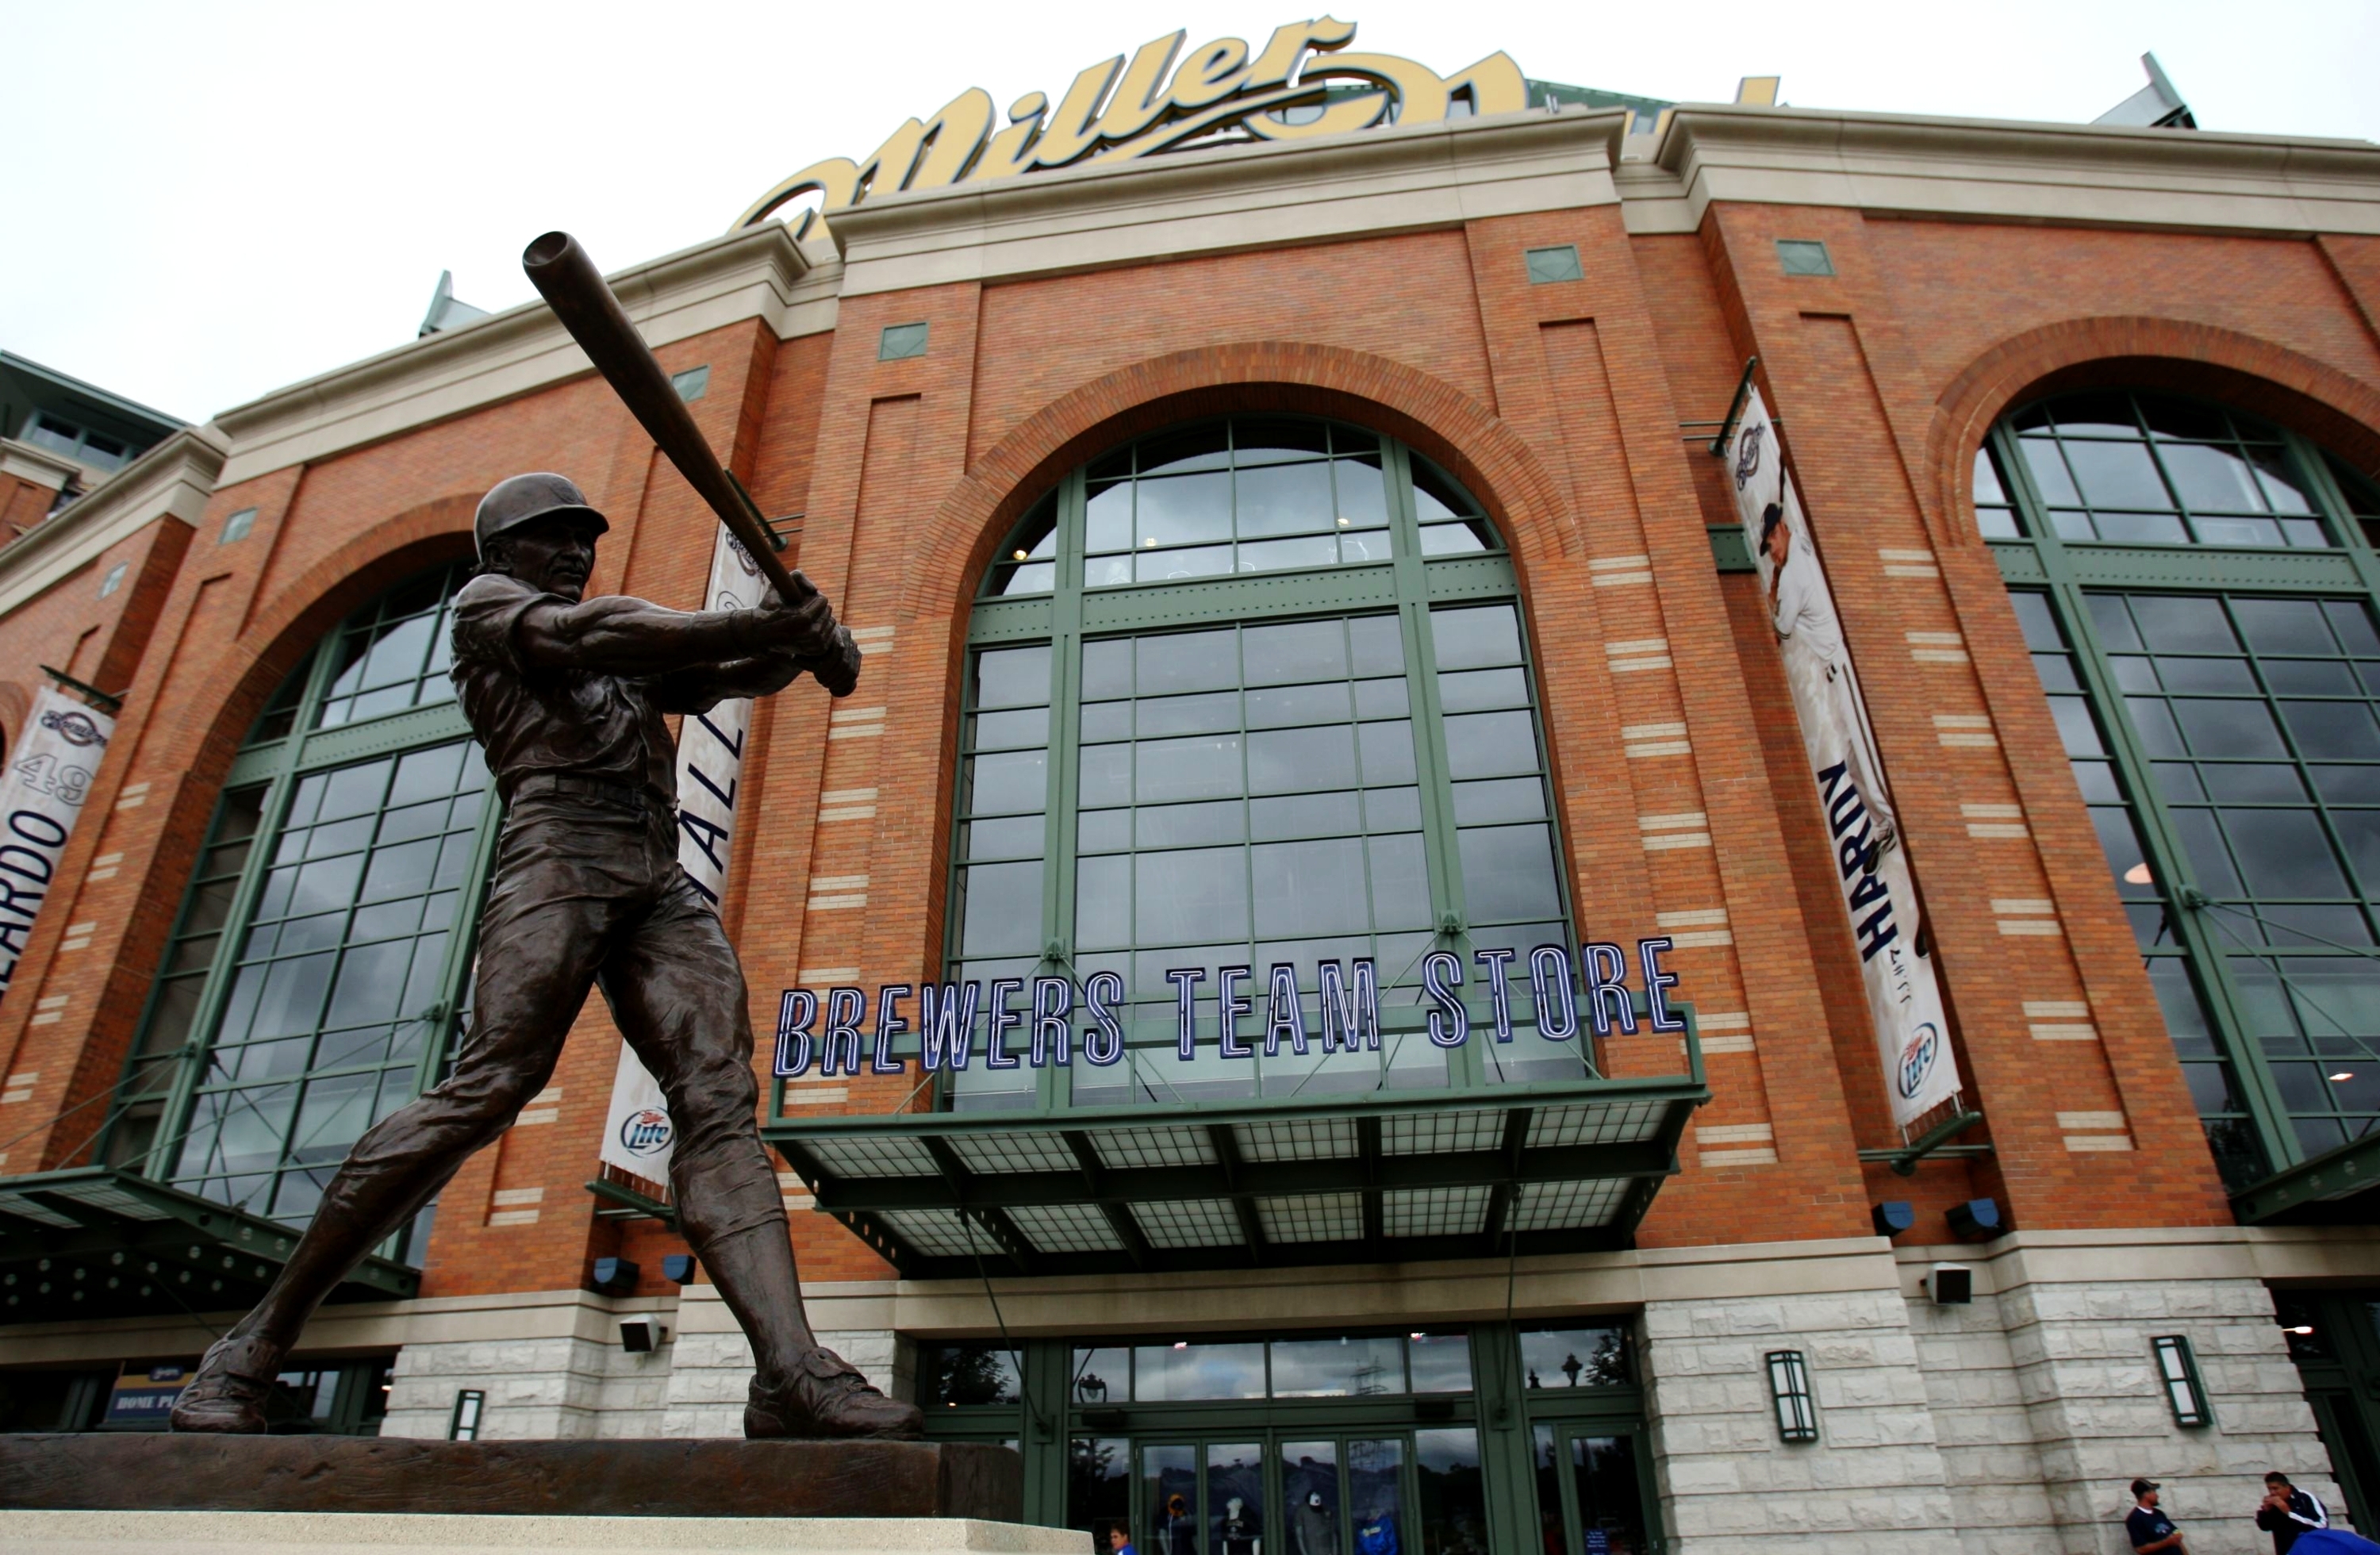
[171,472,921,1441]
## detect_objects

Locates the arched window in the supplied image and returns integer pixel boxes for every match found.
[949,417,1574,1112]
[105,561,493,1252]
[1983,387,2380,1189]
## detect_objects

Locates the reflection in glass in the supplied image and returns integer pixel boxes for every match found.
[1133,1341,1266,1401]
[1283,1442,1340,1555]
[1207,1442,1264,1555]
[1347,1439,1405,1555]
[1415,1427,1490,1555]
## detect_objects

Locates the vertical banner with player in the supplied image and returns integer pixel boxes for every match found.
[596,525,763,1179]
[1726,390,1962,1130]
[0,689,116,1009]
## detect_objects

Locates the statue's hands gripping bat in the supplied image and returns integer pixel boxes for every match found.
[521,230,861,697]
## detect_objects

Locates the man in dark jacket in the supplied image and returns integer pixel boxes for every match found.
[171,473,916,1439]
[2129,1480,2187,1553]
[2259,1472,2330,1553]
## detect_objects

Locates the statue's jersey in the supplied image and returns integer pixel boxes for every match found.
[448,572,679,805]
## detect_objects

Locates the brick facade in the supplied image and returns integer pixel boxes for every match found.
[3,99,2378,1545]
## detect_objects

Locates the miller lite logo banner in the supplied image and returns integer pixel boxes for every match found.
[1725,391,1962,1128]
[597,524,758,1179]
[0,688,115,1009]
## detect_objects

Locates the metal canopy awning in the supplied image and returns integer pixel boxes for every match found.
[2232,1131,2380,1225]
[764,1072,1707,1280]
[0,1165,418,1325]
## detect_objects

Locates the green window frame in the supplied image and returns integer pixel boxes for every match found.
[101,562,498,1257]
[919,1323,1653,1553]
[1983,388,2380,1189]
[939,417,1580,1114]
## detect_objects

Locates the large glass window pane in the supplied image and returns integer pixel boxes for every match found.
[1144,1444,1200,1555]
[1283,1442,1341,1555]
[1207,1442,1265,1555]
[1415,1428,1489,1555]
[1132,1342,1265,1401]
[1270,1334,1406,1396]
[1347,1440,1406,1555]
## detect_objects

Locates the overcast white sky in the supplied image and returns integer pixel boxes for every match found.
[6,0,2375,427]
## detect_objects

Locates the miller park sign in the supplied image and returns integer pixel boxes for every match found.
[735,17,1526,238]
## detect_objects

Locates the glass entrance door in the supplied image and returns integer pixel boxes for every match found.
[1110,1430,1483,1555]
[1531,1426,1655,1555]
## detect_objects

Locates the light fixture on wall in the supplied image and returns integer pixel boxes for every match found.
[449,1388,485,1441]
[2152,1335,2212,1427]
[1765,1350,1818,1443]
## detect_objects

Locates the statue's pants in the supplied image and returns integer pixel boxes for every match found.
[228,789,804,1365]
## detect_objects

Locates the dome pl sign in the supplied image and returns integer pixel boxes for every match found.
[736,17,1526,240]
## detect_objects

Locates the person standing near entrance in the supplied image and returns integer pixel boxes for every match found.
[2129,1480,2187,1553]
[2257,1472,2329,1552]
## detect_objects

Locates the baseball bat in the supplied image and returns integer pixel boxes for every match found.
[520,231,859,693]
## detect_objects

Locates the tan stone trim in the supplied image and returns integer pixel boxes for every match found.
[213,225,828,488]
[1644,102,2380,237]
[0,435,83,491]
[831,108,1628,298]
[0,426,224,620]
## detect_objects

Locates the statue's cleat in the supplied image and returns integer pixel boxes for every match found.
[168,1334,282,1433]
[746,1346,923,1440]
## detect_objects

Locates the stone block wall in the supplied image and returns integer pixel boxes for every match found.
[382,1330,671,1441]
[1641,1286,1955,1553]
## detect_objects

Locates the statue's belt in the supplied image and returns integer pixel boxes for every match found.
[509,771,670,812]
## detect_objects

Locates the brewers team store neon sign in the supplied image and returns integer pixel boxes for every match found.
[736,17,1526,238]
[773,940,1685,1077]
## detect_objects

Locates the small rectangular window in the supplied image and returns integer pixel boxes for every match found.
[879,322,930,360]
[1524,245,1583,285]
[1777,240,1834,277]
[2152,1334,2212,1426]
[449,1388,485,1440]
[670,365,710,401]
[98,561,129,598]
[220,508,258,545]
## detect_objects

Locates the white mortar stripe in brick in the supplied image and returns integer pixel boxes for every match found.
[1610,656,1672,673]
[90,855,120,869]
[1964,802,2026,838]
[486,1209,540,1226]
[781,1089,849,1108]
[827,707,887,739]
[1699,1146,1778,1166]
[777,1172,804,1189]
[529,1088,562,1106]
[60,938,92,951]
[1639,812,1711,850]
[1879,548,1935,562]
[1906,632,1964,646]
[1607,639,1667,656]
[1910,643,1971,663]
[2056,1111,2126,1131]
[1881,547,1942,578]
[1699,1123,1774,1145]
[1697,1012,1750,1030]
[1656,908,1728,927]
[799,968,860,983]
[491,1188,546,1206]
[1934,716,1997,747]
[27,1013,61,1026]
[1995,897,2063,936]
[2063,1135,2135,1152]
[2030,1023,2099,1042]
[1668,930,1732,946]
[822,788,879,804]
[1701,1035,1755,1054]
[515,1109,559,1125]
[1963,804,2021,819]
[811,877,869,892]
[0,1093,29,1105]
[6,1073,36,1086]
[1625,739,1691,758]
[2025,1000,2090,1018]
[63,923,95,937]
[1622,723,1685,742]
[818,806,878,822]
[1967,823,2028,839]
[850,626,896,655]
[1591,559,1653,587]
[35,996,67,1010]
[808,896,869,910]
[784,1192,820,1209]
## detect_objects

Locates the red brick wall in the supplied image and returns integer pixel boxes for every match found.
[13,191,2380,1297]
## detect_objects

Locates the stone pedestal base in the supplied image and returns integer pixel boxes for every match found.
[0,1435,1019,1522]
[0,1511,1090,1555]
